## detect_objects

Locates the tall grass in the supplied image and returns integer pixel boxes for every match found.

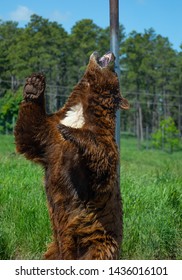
[0,135,51,259]
[0,135,181,259]
[120,137,182,259]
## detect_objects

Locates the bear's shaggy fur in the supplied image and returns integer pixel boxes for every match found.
[14,51,129,260]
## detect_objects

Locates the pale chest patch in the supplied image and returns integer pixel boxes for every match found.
[60,103,85,128]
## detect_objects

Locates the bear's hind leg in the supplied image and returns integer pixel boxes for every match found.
[44,241,60,260]
[78,237,119,260]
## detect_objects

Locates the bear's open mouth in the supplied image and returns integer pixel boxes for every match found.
[98,51,115,68]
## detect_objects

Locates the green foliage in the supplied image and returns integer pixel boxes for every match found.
[0,135,182,259]
[0,16,126,131]
[120,28,180,136]
[0,15,182,135]
[121,29,177,92]
[152,117,180,153]
[0,88,22,133]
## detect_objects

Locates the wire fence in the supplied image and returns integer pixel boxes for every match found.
[1,78,182,149]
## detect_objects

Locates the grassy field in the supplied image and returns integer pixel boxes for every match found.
[0,134,181,260]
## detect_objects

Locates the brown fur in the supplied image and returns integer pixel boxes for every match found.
[14,52,129,260]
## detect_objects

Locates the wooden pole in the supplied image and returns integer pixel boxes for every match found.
[110,0,121,164]
[110,0,120,151]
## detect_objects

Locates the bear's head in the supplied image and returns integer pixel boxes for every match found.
[83,51,129,112]
[61,51,129,130]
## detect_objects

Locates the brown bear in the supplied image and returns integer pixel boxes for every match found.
[14,51,129,260]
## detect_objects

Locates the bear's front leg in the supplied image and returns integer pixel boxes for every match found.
[58,124,118,180]
[14,73,49,165]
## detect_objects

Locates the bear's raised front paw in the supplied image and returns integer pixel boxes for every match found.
[23,73,45,101]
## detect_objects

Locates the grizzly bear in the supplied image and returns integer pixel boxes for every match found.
[14,51,129,260]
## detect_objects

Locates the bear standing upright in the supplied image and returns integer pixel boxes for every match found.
[14,51,129,260]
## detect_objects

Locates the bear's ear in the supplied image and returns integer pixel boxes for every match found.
[120,96,130,110]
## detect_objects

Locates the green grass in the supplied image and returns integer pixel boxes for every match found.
[120,137,182,259]
[0,135,181,259]
[0,135,51,259]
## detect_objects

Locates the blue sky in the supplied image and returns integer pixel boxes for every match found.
[0,0,181,51]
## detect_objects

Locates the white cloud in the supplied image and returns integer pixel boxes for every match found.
[10,6,33,21]
[49,10,71,22]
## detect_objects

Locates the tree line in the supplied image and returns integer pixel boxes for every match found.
[0,14,182,140]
